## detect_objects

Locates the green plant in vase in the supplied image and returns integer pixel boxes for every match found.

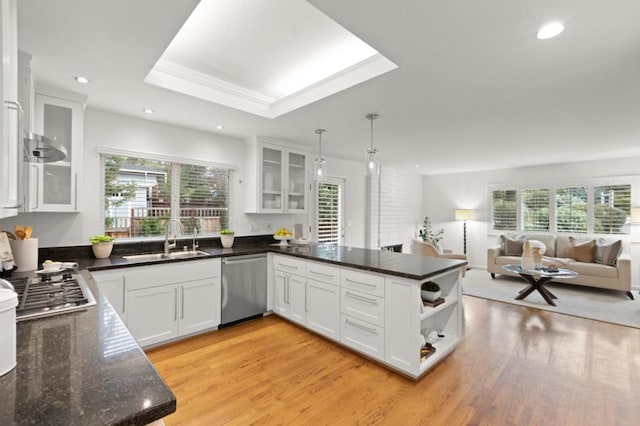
[89,234,114,259]
[220,229,235,248]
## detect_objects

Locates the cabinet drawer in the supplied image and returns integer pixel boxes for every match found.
[306,261,340,286]
[341,269,385,297]
[273,255,305,275]
[340,314,384,361]
[341,288,385,327]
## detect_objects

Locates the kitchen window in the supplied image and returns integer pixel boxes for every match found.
[101,153,232,240]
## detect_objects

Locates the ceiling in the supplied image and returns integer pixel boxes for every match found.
[17,0,640,175]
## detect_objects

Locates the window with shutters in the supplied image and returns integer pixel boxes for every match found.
[101,153,231,240]
[491,190,517,231]
[315,178,343,244]
[593,185,631,234]
[490,180,633,235]
[521,188,550,231]
[556,186,587,233]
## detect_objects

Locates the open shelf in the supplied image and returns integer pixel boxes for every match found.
[419,296,458,321]
[419,333,459,372]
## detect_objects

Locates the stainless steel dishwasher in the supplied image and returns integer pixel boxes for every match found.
[221,254,268,326]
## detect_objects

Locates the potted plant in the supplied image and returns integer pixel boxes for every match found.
[418,216,445,252]
[220,229,235,248]
[421,281,441,302]
[90,234,114,259]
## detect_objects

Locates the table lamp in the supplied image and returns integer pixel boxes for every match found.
[455,209,475,255]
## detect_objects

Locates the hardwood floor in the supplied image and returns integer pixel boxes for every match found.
[146,296,640,425]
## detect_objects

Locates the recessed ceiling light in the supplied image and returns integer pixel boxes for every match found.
[415,164,420,168]
[73,76,90,84]
[216,125,224,130]
[142,108,155,114]
[536,22,564,40]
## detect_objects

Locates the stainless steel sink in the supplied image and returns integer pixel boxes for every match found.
[123,250,209,262]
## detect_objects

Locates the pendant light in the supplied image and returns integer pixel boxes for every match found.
[365,113,380,176]
[313,128,327,181]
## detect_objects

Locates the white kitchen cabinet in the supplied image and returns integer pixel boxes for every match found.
[91,258,222,348]
[385,268,462,377]
[306,278,340,341]
[0,0,20,218]
[92,270,127,322]
[273,269,306,326]
[272,255,306,326]
[127,284,179,347]
[245,137,308,213]
[28,91,85,212]
[178,278,221,336]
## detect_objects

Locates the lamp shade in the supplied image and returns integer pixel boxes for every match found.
[455,209,474,221]
[631,207,640,224]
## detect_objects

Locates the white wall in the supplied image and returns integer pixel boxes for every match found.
[367,166,423,250]
[422,157,640,288]
[0,108,375,248]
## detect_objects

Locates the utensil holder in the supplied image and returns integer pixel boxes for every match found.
[9,238,38,271]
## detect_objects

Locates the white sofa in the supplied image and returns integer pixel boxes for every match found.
[487,234,633,299]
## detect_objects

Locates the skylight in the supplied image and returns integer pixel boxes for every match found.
[145,0,397,118]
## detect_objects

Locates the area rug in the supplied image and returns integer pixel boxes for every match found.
[461,268,640,328]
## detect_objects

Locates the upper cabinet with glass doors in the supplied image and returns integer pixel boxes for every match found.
[245,137,308,214]
[29,91,85,212]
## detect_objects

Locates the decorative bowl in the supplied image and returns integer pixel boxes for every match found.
[273,235,293,247]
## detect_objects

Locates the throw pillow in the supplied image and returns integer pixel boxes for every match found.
[594,238,622,266]
[501,235,525,256]
[566,236,595,263]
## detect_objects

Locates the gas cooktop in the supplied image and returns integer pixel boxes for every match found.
[6,271,96,321]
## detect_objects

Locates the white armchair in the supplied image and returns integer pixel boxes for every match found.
[411,239,467,277]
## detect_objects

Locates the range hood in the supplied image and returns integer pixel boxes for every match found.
[24,131,67,163]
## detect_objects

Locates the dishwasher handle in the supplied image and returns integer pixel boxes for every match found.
[223,255,267,265]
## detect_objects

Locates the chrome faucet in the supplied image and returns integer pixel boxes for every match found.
[164,219,185,256]
[192,225,199,252]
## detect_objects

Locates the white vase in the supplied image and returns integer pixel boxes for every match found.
[221,235,235,248]
[92,241,113,259]
[421,289,442,302]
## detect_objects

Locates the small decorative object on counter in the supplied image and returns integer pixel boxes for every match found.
[273,227,293,247]
[220,229,235,248]
[420,281,441,302]
[90,235,114,259]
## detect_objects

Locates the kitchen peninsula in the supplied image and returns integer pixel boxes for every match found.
[0,240,466,425]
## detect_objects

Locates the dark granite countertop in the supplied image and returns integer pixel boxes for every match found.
[81,236,465,281]
[0,271,176,426]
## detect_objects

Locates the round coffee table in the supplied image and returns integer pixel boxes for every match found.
[502,264,579,306]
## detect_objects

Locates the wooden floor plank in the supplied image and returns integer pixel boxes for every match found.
[147,297,640,425]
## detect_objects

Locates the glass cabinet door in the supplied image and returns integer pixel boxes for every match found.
[261,146,283,211]
[42,103,72,205]
[32,93,83,212]
[287,151,306,211]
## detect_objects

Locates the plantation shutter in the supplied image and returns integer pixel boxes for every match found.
[317,182,341,244]
[491,190,517,231]
[521,188,549,231]
[556,187,587,233]
[593,184,631,234]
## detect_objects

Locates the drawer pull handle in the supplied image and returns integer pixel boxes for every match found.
[309,270,334,278]
[279,263,299,271]
[345,318,377,334]
[345,278,376,287]
[345,291,377,304]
